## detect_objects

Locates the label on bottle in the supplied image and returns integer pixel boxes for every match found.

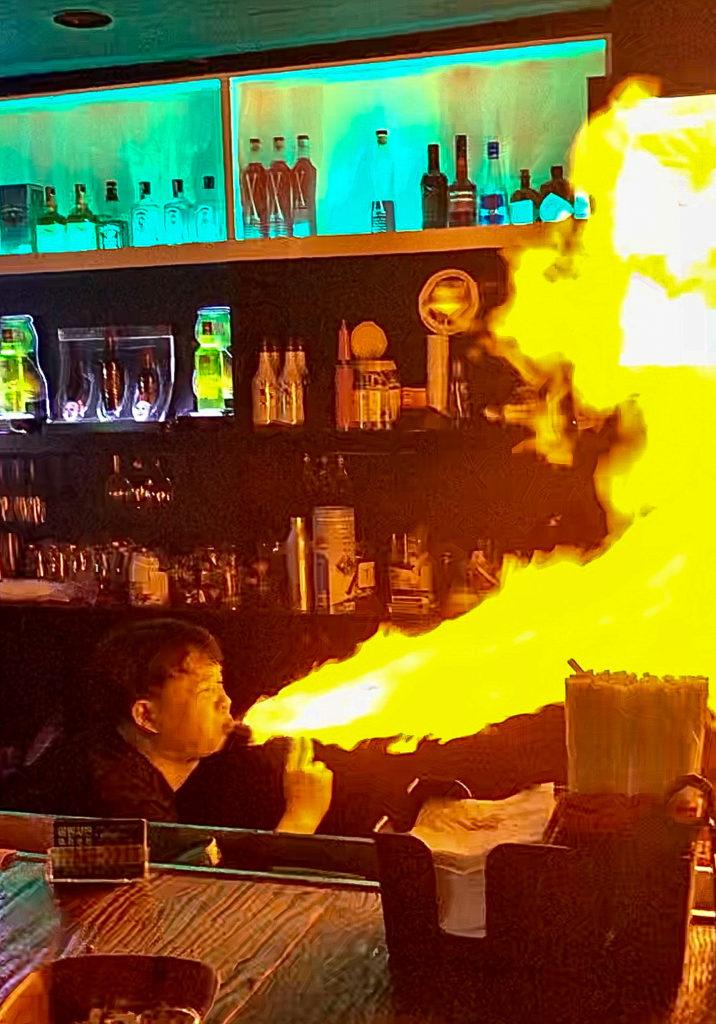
[573,190,591,220]
[132,207,159,246]
[510,199,536,225]
[539,194,573,223]
[196,206,219,242]
[36,223,67,254]
[66,221,96,252]
[98,222,124,250]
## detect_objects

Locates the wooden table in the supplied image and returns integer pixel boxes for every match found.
[0,856,715,1024]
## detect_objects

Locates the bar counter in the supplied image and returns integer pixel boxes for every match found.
[0,813,714,1024]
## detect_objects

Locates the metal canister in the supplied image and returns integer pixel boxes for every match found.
[353,360,399,430]
[313,506,356,614]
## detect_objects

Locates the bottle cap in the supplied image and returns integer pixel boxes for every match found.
[487,140,500,158]
[203,175,216,189]
[376,129,389,143]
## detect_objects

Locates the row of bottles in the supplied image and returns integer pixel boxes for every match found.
[0,307,233,424]
[32,177,222,254]
[251,339,309,426]
[419,135,589,229]
[240,134,317,240]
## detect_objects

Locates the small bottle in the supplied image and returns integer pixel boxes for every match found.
[65,183,97,252]
[449,355,472,425]
[98,330,125,421]
[509,169,541,225]
[538,165,574,223]
[60,344,92,422]
[421,143,448,230]
[164,178,193,244]
[278,339,305,426]
[478,140,509,226]
[268,136,293,238]
[285,515,312,612]
[241,138,269,240]
[132,347,160,422]
[292,134,317,238]
[252,340,279,426]
[195,175,222,242]
[0,315,48,421]
[371,130,396,233]
[448,135,476,228]
[131,181,162,247]
[96,179,129,249]
[335,319,353,431]
[34,186,67,254]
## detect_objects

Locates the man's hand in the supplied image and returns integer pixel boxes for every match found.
[277,738,333,835]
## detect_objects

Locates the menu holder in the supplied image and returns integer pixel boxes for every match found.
[48,818,148,884]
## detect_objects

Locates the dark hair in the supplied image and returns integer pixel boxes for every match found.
[91,618,223,727]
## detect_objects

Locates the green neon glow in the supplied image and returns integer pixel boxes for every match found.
[0,79,221,115]
[231,39,607,238]
[233,39,606,88]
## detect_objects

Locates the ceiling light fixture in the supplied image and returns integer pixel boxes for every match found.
[53,9,113,29]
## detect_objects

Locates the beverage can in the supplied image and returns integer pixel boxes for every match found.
[313,506,356,613]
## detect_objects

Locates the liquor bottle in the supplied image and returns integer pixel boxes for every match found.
[193,305,233,416]
[421,143,448,230]
[292,134,317,238]
[164,178,193,244]
[252,340,279,426]
[98,330,125,421]
[195,175,222,242]
[448,135,476,228]
[96,179,129,250]
[278,339,305,426]
[34,186,67,254]
[241,138,269,240]
[131,181,162,247]
[268,136,293,239]
[268,340,281,378]
[509,169,540,225]
[370,129,396,233]
[65,183,97,252]
[478,140,509,226]
[285,515,312,612]
[60,344,92,422]
[448,355,473,425]
[131,348,160,422]
[335,318,353,431]
[0,315,48,421]
[538,165,574,223]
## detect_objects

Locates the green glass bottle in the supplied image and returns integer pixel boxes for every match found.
[193,306,233,416]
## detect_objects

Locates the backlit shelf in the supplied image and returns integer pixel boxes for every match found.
[0,223,557,275]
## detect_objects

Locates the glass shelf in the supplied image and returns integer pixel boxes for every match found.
[0,222,560,274]
[230,37,607,240]
[0,78,227,258]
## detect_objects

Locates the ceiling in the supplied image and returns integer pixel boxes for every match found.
[0,0,609,81]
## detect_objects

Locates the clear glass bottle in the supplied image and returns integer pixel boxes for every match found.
[164,178,193,244]
[34,186,67,254]
[98,330,125,421]
[371,129,396,233]
[538,165,575,222]
[65,183,97,252]
[195,175,222,242]
[278,339,306,426]
[96,179,129,249]
[478,140,509,226]
[292,134,317,238]
[285,515,312,612]
[131,347,160,422]
[0,314,48,421]
[60,343,92,422]
[509,169,541,225]
[131,181,162,247]
[448,135,476,228]
[268,136,293,239]
[252,340,279,426]
[193,305,233,416]
[421,143,448,230]
[241,137,269,240]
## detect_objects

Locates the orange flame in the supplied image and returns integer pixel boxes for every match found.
[245,78,716,752]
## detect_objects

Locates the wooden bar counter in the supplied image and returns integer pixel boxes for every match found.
[0,813,714,1024]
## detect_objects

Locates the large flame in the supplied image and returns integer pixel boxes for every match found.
[245,79,716,751]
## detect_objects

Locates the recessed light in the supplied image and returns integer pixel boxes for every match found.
[53,9,113,29]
